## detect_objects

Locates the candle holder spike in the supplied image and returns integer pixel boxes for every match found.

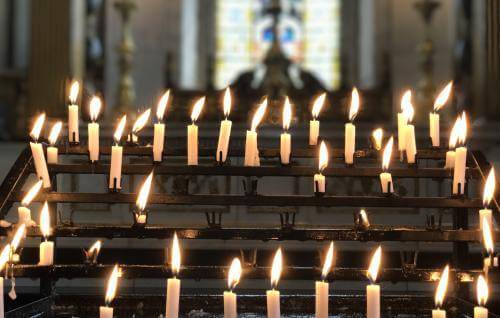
[205,211,222,229]
[242,178,259,196]
[400,250,419,275]
[239,249,258,267]
[279,211,296,230]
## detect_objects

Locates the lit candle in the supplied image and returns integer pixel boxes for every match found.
[29,114,51,188]
[430,81,453,148]
[154,90,170,162]
[310,93,326,146]
[474,275,489,318]
[366,246,382,318]
[432,265,449,318]
[224,257,242,318]
[109,115,127,191]
[444,116,460,169]
[0,244,11,318]
[479,168,495,231]
[397,90,412,154]
[314,141,329,193]
[68,80,80,143]
[372,128,383,151]
[244,99,267,167]
[452,112,467,195]
[100,264,121,318]
[85,240,102,264]
[134,172,154,224]
[18,180,42,226]
[88,96,102,162]
[47,121,62,164]
[166,233,181,318]
[11,224,26,255]
[129,108,151,144]
[280,97,292,165]
[187,97,205,166]
[216,88,232,163]
[345,88,359,164]
[316,242,334,318]
[267,248,282,318]
[402,94,417,164]
[482,218,494,274]
[379,137,394,194]
[38,202,54,266]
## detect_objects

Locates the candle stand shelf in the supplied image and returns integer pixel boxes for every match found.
[0,143,498,317]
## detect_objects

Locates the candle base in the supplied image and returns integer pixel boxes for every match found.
[242,178,258,196]
[108,177,121,193]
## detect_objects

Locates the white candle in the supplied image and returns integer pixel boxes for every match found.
[315,141,329,193]
[68,81,80,143]
[430,112,440,147]
[30,142,51,188]
[224,257,242,318]
[405,124,417,164]
[432,309,446,318]
[433,265,449,318]
[46,121,62,165]
[130,108,151,144]
[345,88,359,165]
[217,88,232,163]
[474,306,487,318]
[135,172,153,225]
[479,209,492,232]
[88,96,102,162]
[101,265,120,318]
[444,151,455,169]
[38,201,53,265]
[445,115,461,169]
[480,168,496,231]
[397,113,407,152]
[309,93,325,146]
[280,97,292,165]
[187,97,205,166]
[380,137,394,193]
[166,233,181,318]
[47,147,58,164]
[452,146,467,194]
[474,275,489,318]
[366,246,382,318]
[99,306,113,318]
[109,115,126,191]
[245,99,267,167]
[314,173,326,193]
[379,172,393,194]
[398,90,413,154]
[316,242,334,318]
[224,291,237,318]
[267,248,282,318]
[154,90,170,162]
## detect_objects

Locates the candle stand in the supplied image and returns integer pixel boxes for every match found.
[0,142,498,316]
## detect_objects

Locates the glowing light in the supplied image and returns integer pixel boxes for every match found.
[457,112,467,145]
[476,275,488,306]
[136,172,154,212]
[251,98,268,132]
[132,109,151,134]
[312,93,326,119]
[434,81,453,112]
[283,97,292,131]
[171,232,181,275]
[157,90,170,121]
[30,114,46,141]
[448,116,461,149]
[105,264,120,305]
[483,167,495,207]
[69,81,80,104]
[48,121,62,145]
[227,257,242,290]
[40,201,51,239]
[360,209,370,227]
[191,97,206,122]
[0,244,10,272]
[401,90,414,123]
[113,115,127,143]
[21,180,43,206]
[435,265,449,308]
[90,96,102,122]
[11,224,26,252]
[318,141,329,172]
[367,246,382,283]
[270,248,283,289]
[372,128,383,151]
[482,217,494,255]
[349,88,360,121]
[223,87,231,118]
[321,242,334,280]
[382,136,394,170]
[88,240,102,257]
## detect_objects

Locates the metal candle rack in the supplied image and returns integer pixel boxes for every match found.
[0,144,498,316]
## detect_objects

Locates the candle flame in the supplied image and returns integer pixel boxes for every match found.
[21,180,43,206]
[372,128,383,150]
[476,275,488,306]
[251,98,268,131]
[89,240,102,257]
[482,216,494,255]
[448,116,461,149]
[321,242,334,280]
[401,90,414,123]
[136,172,154,212]
[89,96,102,122]
[171,232,181,275]
[382,136,394,170]
[223,87,231,118]
[483,167,495,207]
[434,81,453,111]
[40,201,51,238]
[132,109,151,134]
[270,248,283,288]
[349,88,360,121]
[318,141,329,172]
[30,114,46,141]
[312,93,326,119]
[360,209,370,227]
[283,96,292,130]
[11,224,26,252]
[0,244,10,272]
[227,257,242,290]
[105,264,120,305]
[48,121,62,145]
[157,90,170,121]
[191,97,206,122]
[113,115,127,143]
[69,80,80,104]
[367,246,382,283]
[434,265,449,308]
[457,112,467,145]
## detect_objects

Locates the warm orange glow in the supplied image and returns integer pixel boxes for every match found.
[318,141,329,172]
[372,128,383,150]
[270,248,283,288]
[223,87,231,118]
[48,121,62,145]
[434,81,453,112]
[132,109,151,134]
[105,264,120,305]
[113,115,127,143]
[283,97,292,130]
[435,265,449,308]
[171,232,181,275]
[360,209,370,227]
[227,257,242,290]
[30,114,46,141]
[191,97,206,122]
[89,240,102,256]
[321,242,334,280]
[448,116,461,149]
[349,88,360,121]
[11,224,26,252]
[367,246,382,283]
[90,96,102,122]
[0,244,10,272]
[476,275,488,306]
[401,90,414,123]
[136,172,154,211]
[157,90,170,121]
[40,201,51,239]
[457,112,467,145]
[382,136,394,170]
[312,93,326,119]
[21,180,43,206]
[483,167,495,207]
[69,80,80,104]
[251,98,268,131]
[482,217,494,255]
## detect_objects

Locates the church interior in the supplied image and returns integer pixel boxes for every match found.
[0,0,499,317]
